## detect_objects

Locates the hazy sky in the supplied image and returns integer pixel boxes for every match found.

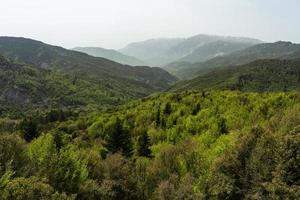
[1,0,299,49]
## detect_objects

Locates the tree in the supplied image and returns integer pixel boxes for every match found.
[19,118,39,142]
[136,130,152,157]
[28,133,57,173]
[264,125,300,199]
[100,153,138,200]
[206,126,263,199]
[1,176,73,200]
[218,117,228,135]
[49,146,88,193]
[163,102,172,115]
[0,134,27,177]
[105,117,132,157]
[1,177,54,200]
[28,134,88,193]
[155,108,161,127]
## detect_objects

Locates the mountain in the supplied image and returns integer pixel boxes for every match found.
[171,59,300,92]
[72,47,146,66]
[0,37,177,91]
[119,38,185,66]
[174,41,300,79]
[177,40,256,63]
[120,34,261,67]
[165,34,261,62]
[164,40,257,75]
[0,55,173,116]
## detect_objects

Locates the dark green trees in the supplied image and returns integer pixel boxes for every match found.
[104,117,132,157]
[136,130,151,157]
[19,118,39,142]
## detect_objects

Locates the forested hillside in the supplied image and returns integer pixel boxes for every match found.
[171,59,300,92]
[0,55,171,117]
[120,34,260,66]
[72,47,146,66]
[173,41,300,79]
[0,37,177,90]
[0,90,299,199]
[177,40,255,63]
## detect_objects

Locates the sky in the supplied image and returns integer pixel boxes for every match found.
[1,0,299,49]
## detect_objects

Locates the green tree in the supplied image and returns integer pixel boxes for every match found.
[105,117,132,157]
[19,118,39,142]
[1,176,73,200]
[28,134,88,193]
[136,130,152,157]
[163,102,172,115]
[0,134,27,177]
[1,176,54,200]
[48,146,89,193]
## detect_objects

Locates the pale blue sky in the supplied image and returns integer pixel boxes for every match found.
[0,0,299,48]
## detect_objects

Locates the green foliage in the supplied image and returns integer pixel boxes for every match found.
[49,146,88,193]
[0,38,177,116]
[173,41,300,79]
[1,176,73,200]
[172,59,300,92]
[19,118,39,142]
[28,134,88,193]
[1,90,300,198]
[136,130,152,157]
[0,134,28,177]
[1,176,54,200]
[28,133,57,172]
[104,117,133,157]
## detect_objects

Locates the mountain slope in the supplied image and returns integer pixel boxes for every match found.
[119,38,186,66]
[174,41,300,79]
[178,40,256,63]
[0,55,172,116]
[165,34,261,62]
[120,34,261,67]
[171,59,300,92]
[72,47,146,66]
[0,37,177,91]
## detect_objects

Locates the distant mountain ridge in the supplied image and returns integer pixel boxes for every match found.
[171,41,300,79]
[171,59,300,92]
[0,53,178,116]
[119,38,185,66]
[72,47,146,66]
[178,40,257,63]
[0,37,177,91]
[120,34,262,66]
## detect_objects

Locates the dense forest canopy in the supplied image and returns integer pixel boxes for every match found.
[1,90,299,199]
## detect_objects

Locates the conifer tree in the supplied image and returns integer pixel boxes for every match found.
[105,117,132,157]
[136,130,151,157]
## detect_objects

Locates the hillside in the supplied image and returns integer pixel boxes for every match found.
[174,41,300,79]
[1,90,299,199]
[119,38,185,66]
[165,34,261,62]
[178,40,256,63]
[171,59,300,92]
[0,55,171,117]
[72,47,146,66]
[120,34,261,67]
[164,40,256,75]
[0,37,177,90]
